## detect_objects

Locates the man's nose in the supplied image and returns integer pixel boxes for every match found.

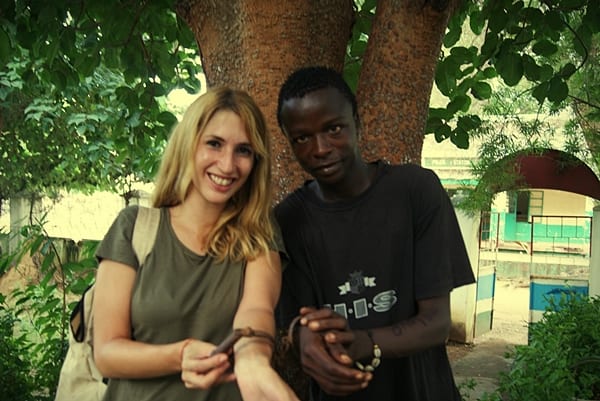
[313,133,332,155]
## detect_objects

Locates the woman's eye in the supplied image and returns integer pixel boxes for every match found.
[237,146,254,157]
[206,139,221,148]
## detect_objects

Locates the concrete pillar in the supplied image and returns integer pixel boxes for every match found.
[9,197,30,254]
[589,206,600,297]
[449,210,479,343]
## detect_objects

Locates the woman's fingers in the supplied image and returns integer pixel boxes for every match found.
[181,340,233,389]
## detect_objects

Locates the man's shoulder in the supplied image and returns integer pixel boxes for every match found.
[378,162,440,187]
[385,161,436,176]
[274,186,309,222]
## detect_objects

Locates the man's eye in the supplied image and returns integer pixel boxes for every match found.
[328,125,342,134]
[293,135,309,144]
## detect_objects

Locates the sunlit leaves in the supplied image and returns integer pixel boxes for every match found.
[0,1,202,199]
[428,0,599,150]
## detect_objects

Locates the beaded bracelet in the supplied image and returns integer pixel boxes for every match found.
[355,330,381,372]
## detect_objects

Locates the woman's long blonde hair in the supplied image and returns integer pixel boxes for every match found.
[152,87,273,262]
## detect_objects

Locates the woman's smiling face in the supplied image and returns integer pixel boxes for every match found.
[188,109,255,208]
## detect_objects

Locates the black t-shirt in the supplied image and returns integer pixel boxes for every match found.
[275,161,475,401]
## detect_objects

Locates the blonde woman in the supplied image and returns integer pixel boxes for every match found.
[93,88,299,401]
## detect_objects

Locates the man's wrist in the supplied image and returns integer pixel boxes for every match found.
[353,330,381,372]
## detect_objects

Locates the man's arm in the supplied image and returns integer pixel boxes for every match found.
[299,294,451,379]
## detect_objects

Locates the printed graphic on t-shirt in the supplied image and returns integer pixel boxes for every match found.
[325,270,397,321]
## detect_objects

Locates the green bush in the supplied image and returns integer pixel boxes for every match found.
[0,299,33,401]
[0,220,99,401]
[490,293,600,401]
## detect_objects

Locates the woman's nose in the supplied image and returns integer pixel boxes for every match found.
[218,149,235,172]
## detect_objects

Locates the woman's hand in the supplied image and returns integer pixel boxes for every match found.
[180,339,235,390]
[235,357,300,401]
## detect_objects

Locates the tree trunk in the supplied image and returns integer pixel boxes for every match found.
[175,0,354,201]
[357,0,459,165]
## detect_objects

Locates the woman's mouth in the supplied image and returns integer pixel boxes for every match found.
[209,173,234,186]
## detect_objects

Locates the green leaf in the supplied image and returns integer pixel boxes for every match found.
[573,25,592,57]
[532,39,558,57]
[435,58,458,96]
[447,95,471,113]
[583,5,600,33]
[343,62,359,93]
[433,122,452,142]
[547,77,568,103]
[480,33,499,59]
[481,67,497,79]
[538,64,554,81]
[522,7,544,26]
[29,236,44,256]
[451,126,470,149]
[558,63,576,78]
[488,9,508,33]
[428,107,453,120]
[469,9,484,35]
[0,27,11,64]
[157,111,177,128]
[471,81,492,100]
[443,20,462,47]
[450,46,476,64]
[425,116,444,134]
[495,52,523,86]
[532,81,550,104]
[545,9,565,31]
[522,55,540,81]
[457,115,481,131]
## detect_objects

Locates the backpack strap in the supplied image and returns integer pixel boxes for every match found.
[69,206,161,344]
[131,206,161,267]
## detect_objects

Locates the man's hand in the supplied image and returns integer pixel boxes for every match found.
[297,307,371,396]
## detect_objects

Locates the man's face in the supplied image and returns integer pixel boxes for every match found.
[279,87,359,186]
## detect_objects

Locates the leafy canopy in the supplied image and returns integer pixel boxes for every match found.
[0,1,202,200]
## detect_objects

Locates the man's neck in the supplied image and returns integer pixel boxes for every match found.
[314,161,376,202]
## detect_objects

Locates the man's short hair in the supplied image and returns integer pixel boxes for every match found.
[276,66,358,129]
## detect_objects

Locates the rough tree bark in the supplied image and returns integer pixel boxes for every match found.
[357,0,460,165]
[175,0,354,201]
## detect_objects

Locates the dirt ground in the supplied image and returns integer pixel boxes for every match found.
[448,278,530,359]
[448,278,531,400]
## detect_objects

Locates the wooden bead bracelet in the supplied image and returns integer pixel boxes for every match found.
[354,330,381,372]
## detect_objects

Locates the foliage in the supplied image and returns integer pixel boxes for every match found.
[0,299,32,401]
[0,216,99,400]
[455,85,579,214]
[487,293,600,401]
[0,1,200,201]
[1,1,599,205]
[429,0,600,149]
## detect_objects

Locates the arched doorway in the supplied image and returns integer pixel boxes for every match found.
[474,149,600,338]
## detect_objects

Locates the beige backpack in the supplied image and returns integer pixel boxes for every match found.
[54,206,160,401]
